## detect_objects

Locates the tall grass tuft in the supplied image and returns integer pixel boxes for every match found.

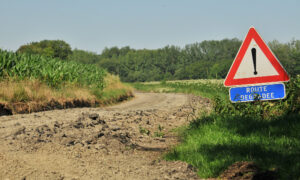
[11,86,30,102]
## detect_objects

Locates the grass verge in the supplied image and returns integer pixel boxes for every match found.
[131,79,227,100]
[133,78,300,179]
[0,74,133,115]
[165,113,300,179]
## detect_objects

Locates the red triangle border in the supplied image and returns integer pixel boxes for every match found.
[224,27,290,87]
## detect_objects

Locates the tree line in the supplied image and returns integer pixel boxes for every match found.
[16,38,300,82]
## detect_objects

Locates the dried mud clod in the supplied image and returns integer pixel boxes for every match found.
[220,161,277,180]
[8,112,135,152]
[12,126,26,136]
[72,112,106,129]
[0,104,12,116]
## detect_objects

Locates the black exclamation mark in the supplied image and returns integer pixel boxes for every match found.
[251,48,257,75]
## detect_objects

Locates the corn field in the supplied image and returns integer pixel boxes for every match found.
[0,49,106,89]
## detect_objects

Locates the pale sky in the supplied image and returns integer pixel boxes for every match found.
[0,0,299,53]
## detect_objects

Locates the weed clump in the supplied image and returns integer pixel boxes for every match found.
[11,86,30,102]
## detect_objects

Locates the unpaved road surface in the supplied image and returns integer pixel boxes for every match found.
[0,92,210,180]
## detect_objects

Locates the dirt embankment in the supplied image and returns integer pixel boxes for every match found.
[0,92,211,180]
[0,92,133,116]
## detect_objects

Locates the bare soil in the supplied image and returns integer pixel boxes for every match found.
[0,92,210,180]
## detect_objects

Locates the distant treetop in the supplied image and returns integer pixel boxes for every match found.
[17,40,72,60]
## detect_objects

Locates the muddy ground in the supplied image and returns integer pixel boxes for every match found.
[0,92,211,180]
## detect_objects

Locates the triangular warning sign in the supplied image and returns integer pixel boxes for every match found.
[224,27,290,87]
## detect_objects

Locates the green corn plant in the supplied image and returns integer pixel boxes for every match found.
[0,49,106,90]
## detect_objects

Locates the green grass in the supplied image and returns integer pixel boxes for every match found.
[165,113,300,179]
[132,80,227,100]
[101,89,131,102]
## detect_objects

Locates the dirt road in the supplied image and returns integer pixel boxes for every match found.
[0,92,210,180]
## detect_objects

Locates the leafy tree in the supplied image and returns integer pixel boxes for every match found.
[68,49,100,64]
[209,59,233,79]
[17,40,72,60]
[269,39,300,76]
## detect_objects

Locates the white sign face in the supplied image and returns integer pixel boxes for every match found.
[234,39,279,79]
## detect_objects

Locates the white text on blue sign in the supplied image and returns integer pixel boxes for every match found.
[229,83,285,102]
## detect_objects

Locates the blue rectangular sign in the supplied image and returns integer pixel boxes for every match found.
[229,83,286,102]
